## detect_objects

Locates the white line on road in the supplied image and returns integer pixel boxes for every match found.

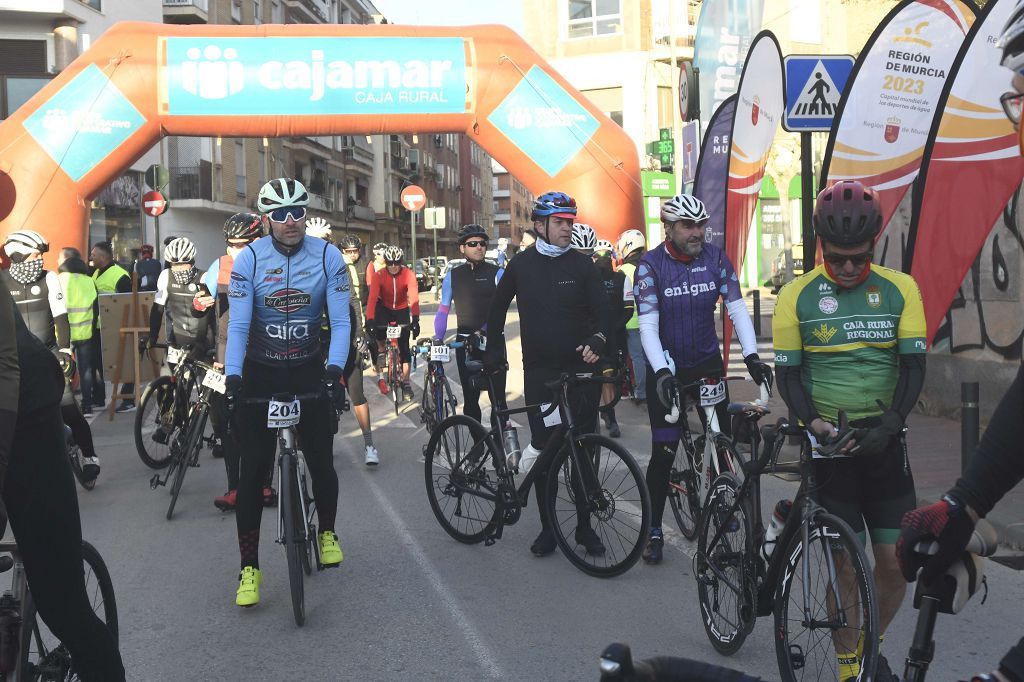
[338,439,505,679]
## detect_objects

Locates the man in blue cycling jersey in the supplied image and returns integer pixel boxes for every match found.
[224,178,350,608]
[635,194,768,565]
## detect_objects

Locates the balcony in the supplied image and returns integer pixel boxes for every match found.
[162,0,208,24]
[308,192,334,213]
[284,0,329,23]
[346,204,376,223]
[342,146,374,172]
[169,163,212,201]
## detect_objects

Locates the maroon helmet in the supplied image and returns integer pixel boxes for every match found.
[812,180,883,246]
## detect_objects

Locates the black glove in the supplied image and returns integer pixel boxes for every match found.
[744,353,772,387]
[579,333,606,357]
[364,320,376,338]
[851,400,904,456]
[224,375,243,418]
[57,351,76,380]
[654,367,675,410]
[323,365,350,413]
[411,316,420,339]
[356,333,369,355]
[896,493,976,584]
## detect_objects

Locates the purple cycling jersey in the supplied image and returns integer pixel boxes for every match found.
[634,241,742,369]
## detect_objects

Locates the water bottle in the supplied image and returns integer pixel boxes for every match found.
[761,499,793,561]
[502,427,522,469]
[0,592,21,672]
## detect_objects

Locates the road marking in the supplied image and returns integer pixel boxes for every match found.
[338,439,504,679]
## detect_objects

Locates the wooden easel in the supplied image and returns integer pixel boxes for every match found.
[107,275,158,420]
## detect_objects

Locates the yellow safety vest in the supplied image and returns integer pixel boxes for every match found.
[59,272,97,342]
[92,263,129,294]
[620,261,639,330]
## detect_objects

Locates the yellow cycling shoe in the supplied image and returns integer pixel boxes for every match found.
[318,531,344,567]
[235,566,262,607]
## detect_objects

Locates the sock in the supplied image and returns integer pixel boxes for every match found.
[650,526,663,538]
[837,653,860,680]
[363,430,374,447]
[239,529,260,570]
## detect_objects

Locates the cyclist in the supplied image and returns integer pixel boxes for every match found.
[365,245,419,401]
[0,278,125,682]
[484,190,610,557]
[773,180,927,680]
[224,178,350,607]
[146,237,214,359]
[434,224,506,424]
[304,216,333,243]
[192,213,275,511]
[634,195,766,565]
[366,241,388,291]
[616,229,648,404]
[335,233,379,465]
[1,231,100,485]
[592,236,633,439]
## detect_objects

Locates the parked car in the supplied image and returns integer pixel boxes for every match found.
[413,260,432,290]
[770,245,804,290]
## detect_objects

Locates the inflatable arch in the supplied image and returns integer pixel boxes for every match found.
[0,22,643,267]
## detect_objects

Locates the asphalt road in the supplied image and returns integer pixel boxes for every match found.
[61,302,1024,681]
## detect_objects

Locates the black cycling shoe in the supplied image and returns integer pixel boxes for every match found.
[642,532,664,564]
[575,526,605,556]
[530,529,557,557]
[875,654,898,681]
[606,421,621,438]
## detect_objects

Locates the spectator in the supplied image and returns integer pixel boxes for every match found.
[132,244,161,292]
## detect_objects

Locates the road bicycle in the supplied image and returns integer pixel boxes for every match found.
[664,372,765,541]
[380,321,410,416]
[239,392,332,627]
[147,347,226,521]
[599,347,635,411]
[63,425,95,492]
[693,404,880,681]
[424,363,650,577]
[412,336,464,434]
[134,344,213,469]
[0,540,117,681]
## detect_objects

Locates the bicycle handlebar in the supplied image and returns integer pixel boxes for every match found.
[914,518,998,558]
[238,392,327,405]
[599,643,758,682]
[665,378,770,425]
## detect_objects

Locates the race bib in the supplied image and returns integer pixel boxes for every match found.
[267,399,301,428]
[698,379,726,407]
[166,346,185,366]
[540,402,562,427]
[430,345,450,362]
[201,369,226,395]
[386,325,402,339]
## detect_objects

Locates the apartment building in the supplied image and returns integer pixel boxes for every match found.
[491,160,534,247]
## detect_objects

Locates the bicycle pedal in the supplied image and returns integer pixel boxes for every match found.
[149,475,163,489]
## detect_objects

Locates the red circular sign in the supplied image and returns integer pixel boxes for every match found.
[142,190,168,217]
[400,185,426,212]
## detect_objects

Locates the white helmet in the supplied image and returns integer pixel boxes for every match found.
[164,237,197,264]
[661,194,709,223]
[999,1,1024,73]
[571,223,597,252]
[256,178,309,214]
[305,216,332,240]
[4,230,48,258]
[595,239,614,253]
[616,229,646,259]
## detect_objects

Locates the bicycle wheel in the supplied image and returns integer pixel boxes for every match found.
[546,434,650,578]
[280,453,306,626]
[668,445,702,541]
[389,349,401,416]
[773,510,880,682]
[694,473,755,655]
[424,414,501,544]
[22,540,118,681]
[134,377,178,469]
[166,406,206,521]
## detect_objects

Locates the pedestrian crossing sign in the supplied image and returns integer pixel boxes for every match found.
[783,55,855,132]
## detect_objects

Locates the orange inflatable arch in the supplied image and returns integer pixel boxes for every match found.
[0,22,643,267]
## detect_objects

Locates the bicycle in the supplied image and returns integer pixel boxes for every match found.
[134,344,213,469]
[599,347,635,412]
[664,371,763,541]
[379,321,409,416]
[412,336,464,433]
[693,406,880,681]
[63,425,95,492]
[424,362,651,577]
[0,539,117,681]
[238,392,333,627]
[147,347,226,521]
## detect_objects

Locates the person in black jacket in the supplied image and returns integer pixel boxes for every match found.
[484,191,611,558]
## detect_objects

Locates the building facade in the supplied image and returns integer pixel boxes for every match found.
[491,160,534,247]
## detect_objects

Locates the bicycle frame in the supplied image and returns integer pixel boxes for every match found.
[0,542,31,681]
[669,376,748,491]
[414,338,465,426]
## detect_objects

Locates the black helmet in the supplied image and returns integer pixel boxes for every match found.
[457,224,487,245]
[338,233,362,250]
[224,212,263,241]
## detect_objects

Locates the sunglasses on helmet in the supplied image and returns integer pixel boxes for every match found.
[268,206,306,223]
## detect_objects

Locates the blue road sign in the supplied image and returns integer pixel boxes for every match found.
[783,55,855,132]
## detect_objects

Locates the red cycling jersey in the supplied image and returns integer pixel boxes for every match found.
[367,266,419,320]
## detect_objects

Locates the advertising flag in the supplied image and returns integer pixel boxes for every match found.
[821,0,975,241]
[692,0,765,131]
[692,95,737,252]
[907,0,1024,343]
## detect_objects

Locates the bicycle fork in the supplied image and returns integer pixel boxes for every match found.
[276,429,311,549]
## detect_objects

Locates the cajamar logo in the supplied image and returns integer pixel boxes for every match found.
[810,323,838,344]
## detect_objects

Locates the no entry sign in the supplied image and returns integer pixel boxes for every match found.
[143,190,168,217]
[400,185,426,212]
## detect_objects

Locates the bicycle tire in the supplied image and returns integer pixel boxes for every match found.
[546,434,650,578]
[166,405,206,521]
[773,510,880,682]
[134,377,177,469]
[389,348,401,416]
[280,452,306,626]
[441,375,458,421]
[424,414,501,545]
[694,472,755,656]
[21,540,118,681]
[668,445,702,541]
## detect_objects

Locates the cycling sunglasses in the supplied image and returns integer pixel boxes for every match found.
[463,240,487,248]
[1001,91,1024,125]
[823,250,872,268]
[268,206,307,223]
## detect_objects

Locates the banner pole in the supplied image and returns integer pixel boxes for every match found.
[801,132,815,272]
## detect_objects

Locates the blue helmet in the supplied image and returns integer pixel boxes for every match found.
[531,191,577,221]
